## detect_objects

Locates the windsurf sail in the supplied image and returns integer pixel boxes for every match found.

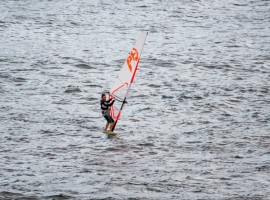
[109,31,148,132]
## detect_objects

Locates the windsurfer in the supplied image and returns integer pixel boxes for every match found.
[100,94,115,132]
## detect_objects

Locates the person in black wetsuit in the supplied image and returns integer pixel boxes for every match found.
[100,93,115,132]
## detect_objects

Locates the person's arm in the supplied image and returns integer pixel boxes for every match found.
[107,99,115,106]
[106,99,112,103]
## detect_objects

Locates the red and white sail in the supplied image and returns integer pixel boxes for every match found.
[109,32,147,130]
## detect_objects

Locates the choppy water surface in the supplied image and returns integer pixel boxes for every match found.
[1,0,270,199]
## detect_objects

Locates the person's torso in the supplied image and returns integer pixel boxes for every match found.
[100,100,109,110]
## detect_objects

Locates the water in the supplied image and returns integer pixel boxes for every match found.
[1,0,270,199]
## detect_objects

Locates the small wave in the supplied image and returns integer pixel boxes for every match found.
[52,99,71,105]
[231,3,248,7]
[64,86,82,93]
[0,58,10,62]
[162,95,174,99]
[228,98,242,103]
[256,165,270,172]
[0,192,37,200]
[199,64,232,70]
[225,45,242,48]
[178,95,193,100]
[86,97,97,101]
[105,147,122,151]
[86,84,102,88]
[131,94,148,98]
[44,194,73,200]
[12,77,27,82]
[75,63,93,69]
[0,86,5,93]
[138,142,155,147]
[193,96,203,100]
[136,107,151,112]
[0,73,11,79]
[148,84,161,88]
[186,140,202,144]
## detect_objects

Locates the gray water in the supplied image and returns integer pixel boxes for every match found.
[1,0,270,199]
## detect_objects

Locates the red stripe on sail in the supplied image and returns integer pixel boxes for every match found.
[110,82,128,120]
[131,59,140,83]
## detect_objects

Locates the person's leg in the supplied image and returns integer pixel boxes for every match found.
[109,122,115,131]
[104,122,109,131]
[104,115,110,131]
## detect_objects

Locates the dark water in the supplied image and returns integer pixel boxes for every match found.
[1,0,270,199]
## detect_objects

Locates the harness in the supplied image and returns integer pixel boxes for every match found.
[100,100,110,116]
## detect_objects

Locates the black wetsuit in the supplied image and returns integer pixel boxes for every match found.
[100,99,115,123]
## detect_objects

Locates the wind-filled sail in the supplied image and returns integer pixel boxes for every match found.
[109,32,147,131]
